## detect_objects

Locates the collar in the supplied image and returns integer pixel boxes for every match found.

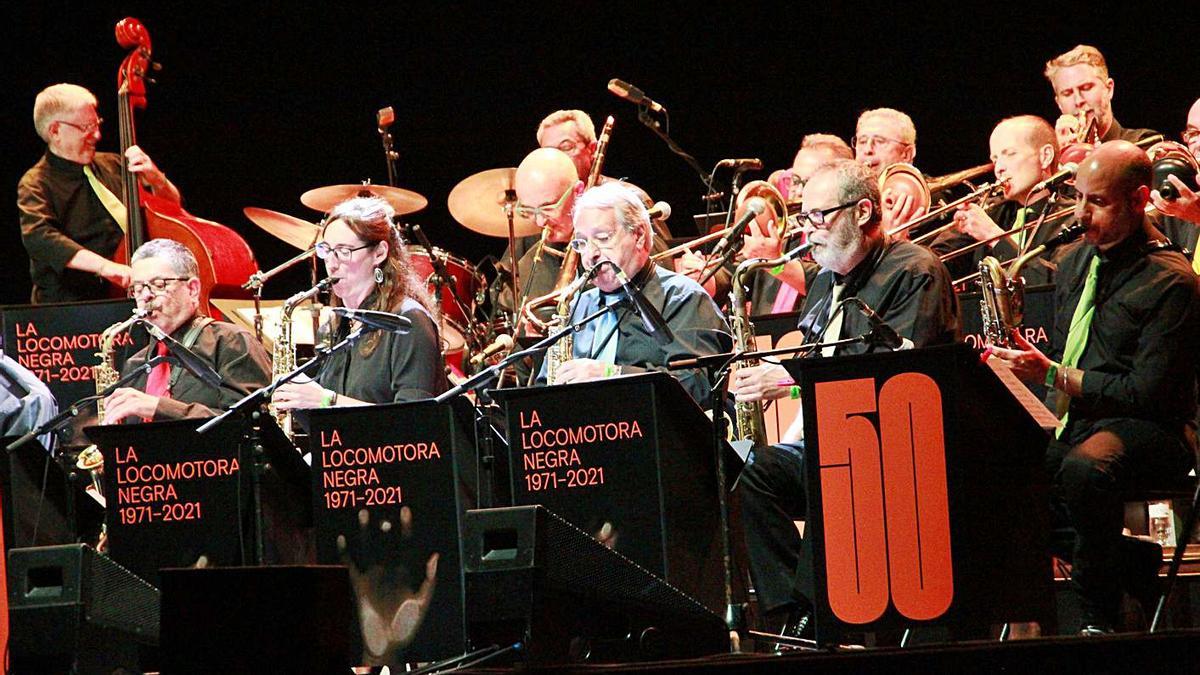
[45,148,88,174]
[1096,219,1171,264]
[832,236,887,293]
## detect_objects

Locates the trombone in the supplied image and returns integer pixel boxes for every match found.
[900,179,1010,244]
[650,180,799,263]
[946,205,1077,285]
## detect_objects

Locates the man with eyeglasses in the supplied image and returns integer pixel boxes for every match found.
[1149,97,1200,247]
[1045,45,1158,146]
[931,115,1074,285]
[852,108,930,237]
[102,239,270,423]
[18,83,181,304]
[533,182,729,407]
[729,159,958,641]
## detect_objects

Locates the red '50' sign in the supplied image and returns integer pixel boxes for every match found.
[815,373,953,624]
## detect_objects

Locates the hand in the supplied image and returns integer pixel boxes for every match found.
[673,250,718,297]
[97,260,132,287]
[124,144,168,189]
[1055,114,1082,146]
[339,507,438,664]
[1150,174,1200,224]
[882,189,925,239]
[988,329,1052,384]
[553,358,610,384]
[954,203,1005,243]
[730,363,792,402]
[272,380,333,410]
[740,216,783,260]
[102,387,161,423]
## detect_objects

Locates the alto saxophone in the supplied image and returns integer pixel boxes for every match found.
[272,277,337,436]
[728,257,772,447]
[77,308,151,495]
[544,272,592,385]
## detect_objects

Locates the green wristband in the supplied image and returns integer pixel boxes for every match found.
[321,389,338,407]
[789,385,801,399]
[1044,362,1060,388]
[769,263,786,276]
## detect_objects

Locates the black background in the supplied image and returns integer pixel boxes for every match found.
[4,2,1197,304]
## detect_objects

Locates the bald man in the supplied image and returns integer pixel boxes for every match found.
[992,141,1200,634]
[1150,97,1200,247]
[931,115,1074,285]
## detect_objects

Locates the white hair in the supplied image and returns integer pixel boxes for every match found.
[573,182,650,238]
[33,83,97,142]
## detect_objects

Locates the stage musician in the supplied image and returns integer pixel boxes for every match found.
[272,197,447,410]
[1150,96,1200,256]
[102,240,270,423]
[932,115,1073,285]
[1045,45,1159,145]
[991,141,1200,634]
[852,107,928,236]
[18,83,181,303]
[729,158,958,638]
[535,182,730,408]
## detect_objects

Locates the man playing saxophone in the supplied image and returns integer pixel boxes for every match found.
[729,159,958,640]
[931,115,1074,284]
[101,239,272,423]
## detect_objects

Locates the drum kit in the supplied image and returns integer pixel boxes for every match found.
[241,169,543,377]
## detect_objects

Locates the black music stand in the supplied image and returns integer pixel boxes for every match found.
[781,343,1054,646]
[0,437,103,550]
[489,372,741,616]
[83,416,308,586]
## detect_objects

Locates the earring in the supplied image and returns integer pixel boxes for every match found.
[374,266,385,284]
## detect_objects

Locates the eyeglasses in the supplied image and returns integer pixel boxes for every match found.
[515,184,573,220]
[569,228,625,253]
[796,200,861,229]
[850,134,911,151]
[545,138,587,155]
[315,241,374,261]
[1182,127,1200,144]
[56,118,104,135]
[127,277,190,298]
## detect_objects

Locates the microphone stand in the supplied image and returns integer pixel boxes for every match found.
[435,302,619,508]
[198,324,377,564]
[6,355,177,454]
[665,331,884,651]
[635,106,722,200]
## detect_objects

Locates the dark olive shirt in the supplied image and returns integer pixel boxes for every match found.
[18,150,127,303]
[1049,225,1200,445]
[1102,117,1159,144]
[316,298,448,403]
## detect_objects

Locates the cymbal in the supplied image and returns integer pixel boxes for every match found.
[447,168,539,238]
[300,183,428,215]
[243,207,320,251]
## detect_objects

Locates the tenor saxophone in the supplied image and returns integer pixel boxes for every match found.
[271,277,337,437]
[728,258,773,447]
[76,308,151,494]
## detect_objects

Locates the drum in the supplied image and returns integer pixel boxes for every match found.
[406,246,483,357]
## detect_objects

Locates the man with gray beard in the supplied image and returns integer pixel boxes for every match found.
[730,159,958,641]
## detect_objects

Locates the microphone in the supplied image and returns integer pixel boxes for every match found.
[710,197,767,259]
[605,262,675,346]
[780,240,815,263]
[717,158,764,171]
[1042,221,1086,249]
[141,322,222,389]
[376,106,394,130]
[331,307,412,334]
[848,298,913,351]
[647,201,672,220]
[470,333,514,365]
[1031,162,1079,194]
[607,79,665,114]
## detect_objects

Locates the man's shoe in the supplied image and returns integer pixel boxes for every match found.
[1078,624,1114,637]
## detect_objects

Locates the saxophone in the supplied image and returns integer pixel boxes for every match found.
[728,258,772,447]
[76,308,151,495]
[272,276,337,436]
[542,117,614,384]
[979,222,1085,347]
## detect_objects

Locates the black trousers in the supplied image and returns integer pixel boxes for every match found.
[737,441,809,615]
[1047,418,1194,628]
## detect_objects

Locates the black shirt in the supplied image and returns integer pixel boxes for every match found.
[1102,117,1159,144]
[316,298,448,403]
[798,238,960,355]
[120,317,273,420]
[1050,223,1200,444]
[931,195,1076,287]
[18,150,126,303]
[536,264,731,408]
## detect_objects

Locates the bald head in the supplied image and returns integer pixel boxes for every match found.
[1074,141,1152,251]
[1077,140,1151,197]
[514,148,582,241]
[1186,98,1200,160]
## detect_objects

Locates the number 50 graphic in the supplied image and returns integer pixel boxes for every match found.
[814,373,953,624]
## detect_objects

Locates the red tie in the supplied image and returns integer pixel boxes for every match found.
[145,341,172,399]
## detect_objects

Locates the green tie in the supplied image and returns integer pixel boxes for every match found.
[1191,242,1200,275]
[1055,254,1102,438]
[82,165,128,233]
[1011,206,1028,251]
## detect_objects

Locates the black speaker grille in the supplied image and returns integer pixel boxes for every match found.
[82,546,161,641]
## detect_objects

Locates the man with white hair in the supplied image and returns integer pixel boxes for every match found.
[852,107,929,236]
[18,83,182,303]
[536,182,729,408]
[102,239,270,423]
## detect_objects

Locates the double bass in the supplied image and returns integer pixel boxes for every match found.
[113,17,256,317]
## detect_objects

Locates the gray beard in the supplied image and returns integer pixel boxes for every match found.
[812,219,866,273]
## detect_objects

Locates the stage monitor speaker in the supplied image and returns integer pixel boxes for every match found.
[7,543,159,675]
[159,565,353,674]
[463,505,728,664]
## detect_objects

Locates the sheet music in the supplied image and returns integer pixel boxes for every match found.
[985,355,1063,432]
